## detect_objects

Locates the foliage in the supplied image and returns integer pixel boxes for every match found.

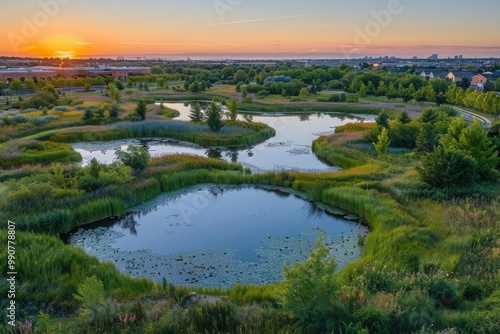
[373,127,391,155]
[206,100,224,132]
[375,109,390,128]
[188,102,204,122]
[280,237,340,333]
[135,99,147,120]
[226,98,238,121]
[115,145,150,172]
[74,276,106,320]
[417,146,478,188]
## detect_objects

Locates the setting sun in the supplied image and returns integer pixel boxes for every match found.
[37,34,81,58]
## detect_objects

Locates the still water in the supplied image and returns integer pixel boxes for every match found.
[72,102,375,172]
[68,185,368,287]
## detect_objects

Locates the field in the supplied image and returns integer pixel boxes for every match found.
[0,82,498,334]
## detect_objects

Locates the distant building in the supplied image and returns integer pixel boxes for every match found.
[445,70,475,83]
[429,54,438,60]
[418,69,447,80]
[471,71,500,90]
[0,66,151,83]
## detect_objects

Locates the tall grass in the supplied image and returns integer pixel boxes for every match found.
[48,120,275,147]
[74,197,126,226]
[238,102,384,115]
[0,140,82,169]
[0,230,153,315]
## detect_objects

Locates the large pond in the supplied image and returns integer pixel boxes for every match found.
[68,185,368,288]
[72,102,376,172]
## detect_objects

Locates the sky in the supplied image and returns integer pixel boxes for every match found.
[0,0,499,59]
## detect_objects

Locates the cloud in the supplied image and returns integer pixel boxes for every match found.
[201,14,317,28]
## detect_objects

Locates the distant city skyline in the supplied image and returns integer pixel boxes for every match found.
[1,0,499,59]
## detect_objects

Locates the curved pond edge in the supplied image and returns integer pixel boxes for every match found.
[65,183,369,288]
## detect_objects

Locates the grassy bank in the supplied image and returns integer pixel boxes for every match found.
[45,120,275,147]
[0,140,82,169]
[238,102,386,115]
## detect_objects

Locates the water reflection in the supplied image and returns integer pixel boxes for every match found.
[73,102,376,172]
[68,185,369,287]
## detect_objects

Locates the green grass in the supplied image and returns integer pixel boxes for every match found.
[238,102,386,115]
[0,140,82,169]
[0,104,498,333]
[46,120,275,147]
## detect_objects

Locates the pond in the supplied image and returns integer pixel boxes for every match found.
[67,185,368,288]
[72,102,376,172]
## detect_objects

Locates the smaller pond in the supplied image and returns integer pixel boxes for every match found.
[67,185,368,288]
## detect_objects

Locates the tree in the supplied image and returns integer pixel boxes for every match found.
[135,99,147,120]
[116,145,150,172]
[82,106,94,122]
[107,83,120,102]
[234,70,247,83]
[108,102,120,119]
[373,126,391,155]
[280,237,339,333]
[206,101,223,132]
[417,146,478,188]
[73,276,105,321]
[358,83,367,97]
[226,99,238,121]
[156,77,166,89]
[397,110,412,124]
[115,80,125,90]
[457,77,471,90]
[415,123,437,153]
[10,79,23,91]
[189,102,204,122]
[376,109,390,128]
[457,120,499,180]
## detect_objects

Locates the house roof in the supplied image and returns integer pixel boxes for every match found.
[417,69,447,78]
[483,72,500,80]
[447,70,475,79]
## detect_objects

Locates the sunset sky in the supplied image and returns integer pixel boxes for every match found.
[1,0,499,59]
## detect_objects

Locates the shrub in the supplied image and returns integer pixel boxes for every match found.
[52,106,70,111]
[280,237,339,332]
[417,147,478,188]
[116,145,150,172]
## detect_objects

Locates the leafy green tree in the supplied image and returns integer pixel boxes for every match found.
[73,276,105,321]
[280,237,339,333]
[373,126,391,155]
[114,80,125,90]
[226,99,238,121]
[156,77,166,89]
[299,87,310,99]
[189,81,200,93]
[458,120,499,180]
[116,145,150,172]
[108,102,120,119]
[234,70,247,83]
[417,146,478,188]
[358,83,367,97]
[108,83,120,102]
[189,102,204,122]
[376,109,390,128]
[206,101,223,132]
[415,123,437,153]
[135,99,147,120]
[82,106,94,122]
[10,79,23,91]
[397,110,412,124]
